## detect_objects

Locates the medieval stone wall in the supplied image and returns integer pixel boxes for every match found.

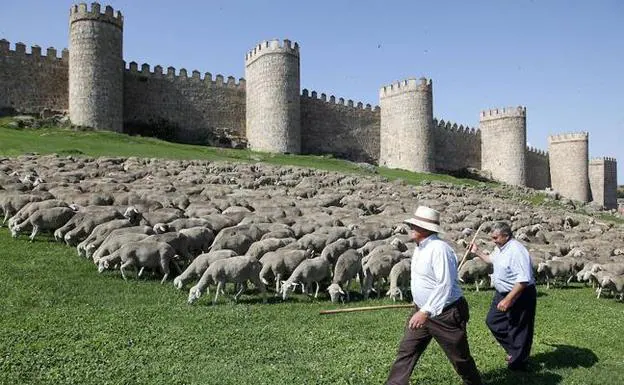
[548,132,590,202]
[433,119,481,172]
[589,157,618,209]
[0,40,68,114]
[526,146,550,190]
[300,90,380,163]
[123,64,246,146]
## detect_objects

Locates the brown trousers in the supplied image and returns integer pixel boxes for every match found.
[385,297,482,385]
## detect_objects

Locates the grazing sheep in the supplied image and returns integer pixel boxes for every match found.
[173,249,237,289]
[536,260,576,289]
[138,207,186,227]
[386,258,412,302]
[320,238,351,265]
[188,255,266,304]
[296,233,329,254]
[92,232,151,264]
[281,255,332,300]
[327,249,363,303]
[76,218,136,257]
[600,275,624,301]
[143,232,192,261]
[458,258,493,292]
[362,249,407,299]
[259,249,311,293]
[11,206,76,241]
[178,227,216,257]
[116,241,180,283]
[64,209,125,246]
[87,225,154,259]
[246,237,295,259]
[8,199,69,230]
[1,193,49,225]
[591,263,624,276]
[153,217,212,234]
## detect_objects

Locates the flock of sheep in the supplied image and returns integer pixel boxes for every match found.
[1,154,624,305]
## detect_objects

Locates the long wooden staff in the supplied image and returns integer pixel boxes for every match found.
[457,222,485,272]
[319,304,413,315]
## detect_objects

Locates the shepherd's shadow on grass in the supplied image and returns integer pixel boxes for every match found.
[483,344,598,385]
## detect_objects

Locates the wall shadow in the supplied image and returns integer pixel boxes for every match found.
[483,344,598,385]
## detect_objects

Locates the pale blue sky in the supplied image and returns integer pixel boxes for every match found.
[2,0,622,182]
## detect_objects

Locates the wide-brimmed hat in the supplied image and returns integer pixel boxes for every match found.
[404,206,443,233]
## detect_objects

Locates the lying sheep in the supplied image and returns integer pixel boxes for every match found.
[173,249,238,289]
[537,259,576,289]
[188,255,266,304]
[259,249,311,293]
[458,258,493,292]
[386,258,412,302]
[11,206,76,241]
[116,241,180,283]
[327,249,363,303]
[281,255,332,300]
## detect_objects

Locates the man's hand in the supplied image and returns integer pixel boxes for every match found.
[408,310,429,329]
[497,297,513,312]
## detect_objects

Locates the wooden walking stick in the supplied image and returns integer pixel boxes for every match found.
[457,222,485,272]
[319,304,413,315]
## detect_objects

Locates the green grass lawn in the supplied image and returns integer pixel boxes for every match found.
[1,228,623,385]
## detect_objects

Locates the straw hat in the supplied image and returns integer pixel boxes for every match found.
[404,206,443,233]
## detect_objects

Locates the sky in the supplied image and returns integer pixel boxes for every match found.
[1,0,623,182]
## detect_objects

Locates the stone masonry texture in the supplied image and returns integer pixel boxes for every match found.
[548,133,590,202]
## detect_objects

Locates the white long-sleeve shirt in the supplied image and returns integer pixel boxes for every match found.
[411,234,463,317]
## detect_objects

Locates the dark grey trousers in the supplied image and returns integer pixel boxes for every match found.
[385,297,483,385]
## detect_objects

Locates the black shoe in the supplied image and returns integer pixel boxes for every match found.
[508,361,530,372]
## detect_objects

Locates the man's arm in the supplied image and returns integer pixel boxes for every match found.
[469,244,492,264]
[497,282,528,311]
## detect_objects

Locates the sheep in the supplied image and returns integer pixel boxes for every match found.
[10,206,76,241]
[362,249,407,299]
[92,232,151,264]
[1,193,49,225]
[600,275,624,301]
[178,226,215,257]
[361,238,407,269]
[386,258,412,302]
[173,249,238,289]
[76,218,136,258]
[153,217,211,234]
[296,233,329,254]
[86,225,155,259]
[591,263,624,276]
[138,207,186,227]
[259,249,311,294]
[116,241,180,283]
[281,255,332,300]
[536,259,576,289]
[246,237,295,259]
[458,258,493,292]
[142,232,192,261]
[260,228,295,240]
[327,249,363,303]
[64,209,125,246]
[8,199,69,230]
[187,255,266,304]
[320,238,351,265]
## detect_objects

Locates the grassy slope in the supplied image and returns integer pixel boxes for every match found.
[2,124,624,384]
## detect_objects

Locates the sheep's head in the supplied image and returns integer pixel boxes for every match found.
[327,283,345,303]
[281,281,297,300]
[188,286,202,304]
[386,287,402,302]
[10,226,20,238]
[173,277,183,290]
[153,223,168,234]
[97,260,109,273]
[536,262,547,274]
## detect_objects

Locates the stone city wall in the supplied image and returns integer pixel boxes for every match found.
[525,146,550,190]
[433,119,481,172]
[589,157,618,209]
[300,90,380,163]
[0,40,69,114]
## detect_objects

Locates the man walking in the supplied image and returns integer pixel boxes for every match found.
[470,221,537,371]
[386,206,482,385]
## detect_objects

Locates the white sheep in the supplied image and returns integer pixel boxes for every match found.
[187,255,266,304]
[536,259,576,289]
[11,206,76,241]
[281,255,332,300]
[178,226,216,257]
[87,225,154,260]
[362,249,406,299]
[246,237,296,260]
[600,275,624,301]
[92,232,151,264]
[327,249,363,303]
[386,258,411,302]
[458,258,493,292]
[173,249,237,290]
[259,249,311,294]
[115,241,180,283]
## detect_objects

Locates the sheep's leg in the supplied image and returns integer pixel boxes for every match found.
[398,288,403,301]
[314,282,320,299]
[160,259,170,284]
[233,283,245,302]
[546,278,550,290]
[2,211,10,225]
[213,281,223,304]
[274,273,281,297]
[251,276,267,304]
[345,279,351,302]
[301,283,307,295]
[138,267,145,278]
[29,225,39,242]
[120,261,133,281]
[566,274,574,285]
[597,287,603,299]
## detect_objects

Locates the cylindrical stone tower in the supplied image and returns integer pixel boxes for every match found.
[379,78,434,173]
[245,39,300,153]
[548,132,590,202]
[69,2,123,132]
[480,106,527,186]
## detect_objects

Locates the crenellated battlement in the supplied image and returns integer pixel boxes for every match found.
[590,157,617,164]
[479,106,526,121]
[433,118,479,136]
[526,146,548,157]
[70,2,123,29]
[245,39,299,66]
[301,89,379,112]
[379,77,432,98]
[548,131,589,144]
[0,39,69,61]
[124,61,245,89]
